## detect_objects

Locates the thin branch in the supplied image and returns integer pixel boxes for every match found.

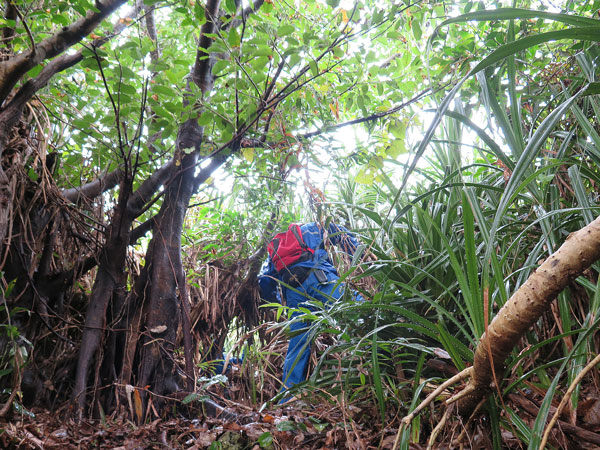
[0,1,145,149]
[401,367,472,426]
[540,353,600,450]
[227,0,264,29]
[300,88,433,139]
[91,45,126,164]
[10,1,34,54]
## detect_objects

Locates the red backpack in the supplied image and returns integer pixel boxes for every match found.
[267,224,315,272]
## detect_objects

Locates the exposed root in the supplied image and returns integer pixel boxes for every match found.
[401,366,472,426]
[453,397,487,447]
[445,383,476,405]
[426,407,450,450]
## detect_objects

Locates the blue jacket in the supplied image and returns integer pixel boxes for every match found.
[258,222,359,303]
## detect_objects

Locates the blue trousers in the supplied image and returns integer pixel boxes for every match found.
[281,270,360,394]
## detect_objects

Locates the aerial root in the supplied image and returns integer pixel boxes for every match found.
[401,366,473,426]
[391,367,473,450]
[445,383,475,405]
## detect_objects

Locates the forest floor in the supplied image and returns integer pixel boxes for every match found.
[5,385,600,448]
[0,401,402,449]
[0,394,402,449]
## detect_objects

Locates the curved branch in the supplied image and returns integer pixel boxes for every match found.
[61,168,123,203]
[0,0,129,104]
[130,217,154,244]
[300,88,433,139]
[0,1,144,151]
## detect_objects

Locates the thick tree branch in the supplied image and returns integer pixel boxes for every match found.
[177,0,221,151]
[126,160,173,217]
[0,1,144,151]
[61,168,123,203]
[130,217,154,244]
[48,255,99,291]
[0,0,128,104]
[191,0,221,93]
[0,52,83,150]
[144,4,160,63]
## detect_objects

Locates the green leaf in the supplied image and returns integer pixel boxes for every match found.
[27,168,38,182]
[182,393,209,404]
[252,46,273,57]
[228,28,241,48]
[356,167,375,184]
[241,148,254,163]
[276,421,299,432]
[581,82,600,96]
[435,8,600,35]
[387,139,406,158]
[194,2,206,23]
[27,64,43,78]
[277,24,294,37]
[258,432,273,447]
[309,60,319,77]
[225,0,237,14]
[212,59,230,75]
[411,19,422,40]
[470,27,600,76]
[152,85,177,97]
[261,1,273,13]
[288,53,301,67]
[51,14,70,26]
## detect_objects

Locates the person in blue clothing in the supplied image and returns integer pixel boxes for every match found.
[258,221,363,401]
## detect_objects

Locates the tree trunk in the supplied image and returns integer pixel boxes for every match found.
[136,153,198,401]
[73,184,132,414]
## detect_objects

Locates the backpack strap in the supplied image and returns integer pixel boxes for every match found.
[289,224,310,251]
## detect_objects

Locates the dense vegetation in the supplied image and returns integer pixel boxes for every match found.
[2,0,600,447]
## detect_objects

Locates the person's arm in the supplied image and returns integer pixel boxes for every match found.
[257,258,281,303]
[327,222,360,255]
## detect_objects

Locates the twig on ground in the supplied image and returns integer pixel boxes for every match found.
[540,353,600,449]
